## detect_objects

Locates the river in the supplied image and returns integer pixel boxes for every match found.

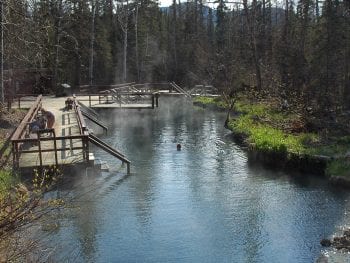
[37,97,350,262]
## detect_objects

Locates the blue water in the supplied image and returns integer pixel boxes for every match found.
[38,98,350,262]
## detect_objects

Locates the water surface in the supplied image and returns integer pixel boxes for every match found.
[40,97,350,262]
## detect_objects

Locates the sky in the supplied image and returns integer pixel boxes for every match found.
[158,0,218,8]
[158,0,290,9]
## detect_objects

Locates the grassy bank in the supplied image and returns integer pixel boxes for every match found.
[194,96,350,179]
[193,96,227,110]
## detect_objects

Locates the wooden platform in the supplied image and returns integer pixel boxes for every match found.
[11,95,131,174]
[17,97,86,168]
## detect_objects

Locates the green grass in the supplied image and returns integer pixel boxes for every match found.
[193,96,227,109]
[228,101,319,154]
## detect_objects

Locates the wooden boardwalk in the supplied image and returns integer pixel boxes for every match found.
[12,97,87,169]
[19,97,85,168]
[9,82,202,174]
[11,95,131,174]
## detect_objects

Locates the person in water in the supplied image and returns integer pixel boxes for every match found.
[41,108,55,129]
[177,144,181,151]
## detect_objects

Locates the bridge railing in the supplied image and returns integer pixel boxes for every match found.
[11,95,90,170]
[6,94,41,110]
[11,95,42,169]
[75,92,159,108]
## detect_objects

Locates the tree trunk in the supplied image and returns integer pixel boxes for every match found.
[135,4,140,82]
[53,0,63,96]
[172,0,178,79]
[243,0,262,91]
[89,0,96,86]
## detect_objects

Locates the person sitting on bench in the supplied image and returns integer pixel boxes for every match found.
[41,108,55,129]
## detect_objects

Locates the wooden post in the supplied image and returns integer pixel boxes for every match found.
[127,163,130,174]
[18,97,20,109]
[37,132,43,170]
[89,95,91,107]
[152,95,155,109]
[98,95,101,104]
[12,141,19,169]
[84,135,89,163]
[53,130,58,166]
[156,93,159,107]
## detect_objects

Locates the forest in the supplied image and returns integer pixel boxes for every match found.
[0,0,349,125]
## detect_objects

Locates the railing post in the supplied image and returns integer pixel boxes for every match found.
[156,93,159,107]
[18,97,20,109]
[152,95,155,109]
[53,130,58,166]
[89,95,91,107]
[127,163,130,174]
[37,132,43,170]
[83,134,89,163]
[12,141,19,169]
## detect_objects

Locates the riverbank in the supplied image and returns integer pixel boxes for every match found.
[193,96,350,184]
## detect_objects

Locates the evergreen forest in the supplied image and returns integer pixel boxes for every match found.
[0,0,349,123]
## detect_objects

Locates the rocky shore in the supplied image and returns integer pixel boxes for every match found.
[321,229,350,251]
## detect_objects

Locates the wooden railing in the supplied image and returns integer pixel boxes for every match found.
[170,82,192,98]
[75,92,159,108]
[10,95,131,174]
[89,134,131,174]
[81,110,108,133]
[11,95,42,169]
[11,95,42,141]
[6,94,42,110]
[11,95,90,170]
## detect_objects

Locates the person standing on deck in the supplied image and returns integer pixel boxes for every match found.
[41,108,55,129]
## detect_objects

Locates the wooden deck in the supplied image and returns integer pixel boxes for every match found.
[11,95,131,174]
[16,97,86,168]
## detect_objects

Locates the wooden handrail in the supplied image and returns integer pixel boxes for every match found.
[81,111,108,133]
[89,134,124,157]
[12,134,88,143]
[11,95,42,141]
[73,98,87,134]
[88,135,130,173]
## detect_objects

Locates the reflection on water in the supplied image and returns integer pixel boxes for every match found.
[36,98,350,262]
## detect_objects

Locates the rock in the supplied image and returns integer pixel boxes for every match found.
[320,238,332,247]
[344,230,350,237]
